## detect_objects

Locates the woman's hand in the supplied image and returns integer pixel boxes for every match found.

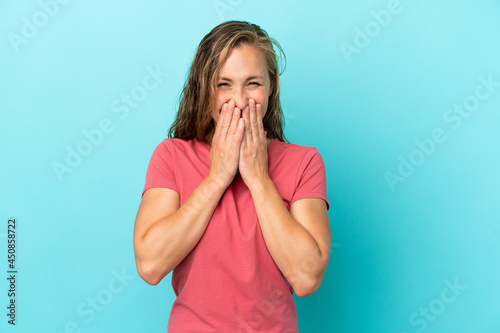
[238,98,270,190]
[208,100,245,189]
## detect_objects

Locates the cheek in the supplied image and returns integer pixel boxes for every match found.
[260,95,270,116]
[215,95,226,113]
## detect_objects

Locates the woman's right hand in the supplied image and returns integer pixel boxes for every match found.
[208,100,245,189]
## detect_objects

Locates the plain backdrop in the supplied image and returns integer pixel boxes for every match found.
[1,0,499,332]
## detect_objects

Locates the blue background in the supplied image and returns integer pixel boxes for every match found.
[1,0,499,332]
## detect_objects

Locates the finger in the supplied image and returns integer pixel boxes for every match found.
[242,104,251,147]
[220,100,235,141]
[215,103,228,139]
[256,103,266,142]
[233,118,245,150]
[226,106,241,145]
[249,99,259,143]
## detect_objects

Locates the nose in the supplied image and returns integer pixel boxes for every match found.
[231,88,248,111]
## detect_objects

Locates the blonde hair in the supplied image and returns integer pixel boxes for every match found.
[167,20,288,144]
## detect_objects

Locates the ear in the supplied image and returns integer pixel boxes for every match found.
[269,79,274,96]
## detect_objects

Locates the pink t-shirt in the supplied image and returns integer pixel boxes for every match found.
[142,137,330,332]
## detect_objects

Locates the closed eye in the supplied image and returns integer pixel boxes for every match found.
[217,82,262,87]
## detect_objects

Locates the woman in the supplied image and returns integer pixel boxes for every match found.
[133,20,331,332]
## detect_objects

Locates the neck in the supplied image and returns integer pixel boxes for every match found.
[208,137,272,148]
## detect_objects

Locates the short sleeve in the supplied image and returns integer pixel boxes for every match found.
[290,147,330,211]
[142,140,178,197]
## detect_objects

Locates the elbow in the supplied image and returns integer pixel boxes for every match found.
[292,265,328,297]
[294,254,330,297]
[142,274,161,286]
[134,239,171,286]
[136,259,167,286]
[294,277,321,298]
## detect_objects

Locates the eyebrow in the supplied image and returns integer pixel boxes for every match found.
[219,76,265,81]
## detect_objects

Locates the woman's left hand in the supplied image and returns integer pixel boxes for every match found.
[238,98,270,189]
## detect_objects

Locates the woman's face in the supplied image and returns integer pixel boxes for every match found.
[212,43,273,125]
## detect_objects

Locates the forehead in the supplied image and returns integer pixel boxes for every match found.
[219,44,267,77]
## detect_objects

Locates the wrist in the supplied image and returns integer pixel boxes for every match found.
[247,175,273,196]
[206,172,231,192]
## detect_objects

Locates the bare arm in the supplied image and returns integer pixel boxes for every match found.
[238,99,331,297]
[250,181,331,297]
[133,100,245,285]
[133,177,226,285]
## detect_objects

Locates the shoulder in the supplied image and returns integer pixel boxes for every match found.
[150,138,210,165]
[154,138,205,152]
[155,137,188,149]
[270,139,323,161]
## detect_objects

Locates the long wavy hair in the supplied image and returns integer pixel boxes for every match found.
[167,20,288,144]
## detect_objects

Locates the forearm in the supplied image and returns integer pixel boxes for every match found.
[138,175,227,284]
[249,177,326,295]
